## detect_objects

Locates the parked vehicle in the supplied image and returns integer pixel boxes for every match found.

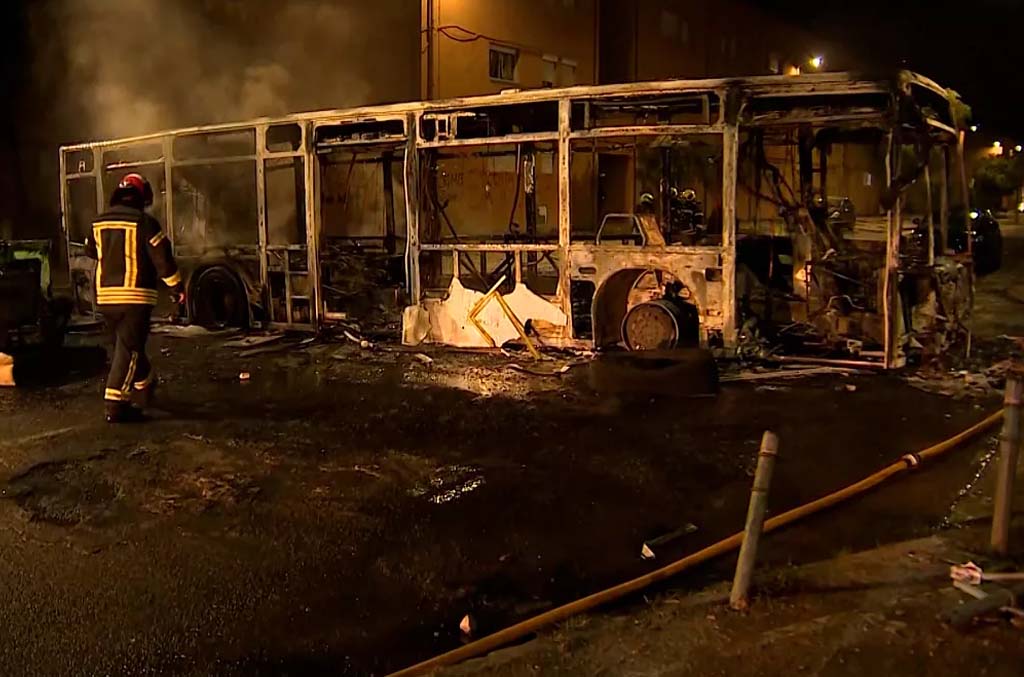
[911,208,1003,275]
[954,209,1003,275]
[0,240,72,351]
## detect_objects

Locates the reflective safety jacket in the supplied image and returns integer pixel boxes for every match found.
[85,205,182,306]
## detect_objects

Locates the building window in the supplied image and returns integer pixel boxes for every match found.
[864,172,873,187]
[660,10,679,39]
[768,51,781,74]
[680,20,690,45]
[489,45,518,82]
[542,56,558,87]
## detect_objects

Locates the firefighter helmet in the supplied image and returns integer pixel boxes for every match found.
[116,173,154,207]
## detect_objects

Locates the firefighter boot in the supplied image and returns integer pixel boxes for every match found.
[134,377,158,409]
[105,401,148,424]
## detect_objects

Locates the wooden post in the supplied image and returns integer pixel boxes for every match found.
[992,377,1022,555]
[957,131,972,257]
[730,431,780,611]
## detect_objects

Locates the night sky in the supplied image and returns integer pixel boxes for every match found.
[1,0,1022,236]
[758,0,1024,136]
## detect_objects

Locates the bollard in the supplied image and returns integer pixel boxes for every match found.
[730,431,779,611]
[992,377,1022,556]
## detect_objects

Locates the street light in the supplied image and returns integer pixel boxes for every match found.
[808,55,824,70]
[970,124,979,132]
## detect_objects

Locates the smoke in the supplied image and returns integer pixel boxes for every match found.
[33,0,403,141]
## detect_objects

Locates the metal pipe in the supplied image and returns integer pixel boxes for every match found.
[940,146,950,253]
[992,377,1022,555]
[924,163,935,267]
[730,431,779,611]
[773,355,885,370]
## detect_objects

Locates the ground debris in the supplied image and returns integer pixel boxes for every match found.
[151,324,235,338]
[640,523,699,559]
[720,366,856,383]
[344,330,373,350]
[507,361,583,377]
[903,363,1011,399]
[221,334,284,349]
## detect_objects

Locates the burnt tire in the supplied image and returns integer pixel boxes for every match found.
[189,267,249,328]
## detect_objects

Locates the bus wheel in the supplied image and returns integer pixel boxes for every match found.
[189,266,249,328]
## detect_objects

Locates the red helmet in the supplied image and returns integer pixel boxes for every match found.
[117,172,154,207]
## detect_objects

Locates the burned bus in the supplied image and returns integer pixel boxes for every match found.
[60,70,973,369]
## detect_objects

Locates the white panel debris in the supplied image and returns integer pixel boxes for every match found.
[403,279,568,348]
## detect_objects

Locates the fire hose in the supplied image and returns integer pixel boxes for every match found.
[389,409,1005,676]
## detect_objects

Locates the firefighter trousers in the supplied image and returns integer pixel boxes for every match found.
[101,305,153,405]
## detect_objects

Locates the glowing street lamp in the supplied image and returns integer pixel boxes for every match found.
[808,55,824,70]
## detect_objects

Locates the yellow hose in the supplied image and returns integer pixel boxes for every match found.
[389,409,1004,677]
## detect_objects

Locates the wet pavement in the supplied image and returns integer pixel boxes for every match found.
[1,226,1021,676]
[0,329,1011,677]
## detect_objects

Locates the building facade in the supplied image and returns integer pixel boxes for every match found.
[423,0,821,99]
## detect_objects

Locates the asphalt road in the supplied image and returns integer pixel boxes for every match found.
[0,327,1009,676]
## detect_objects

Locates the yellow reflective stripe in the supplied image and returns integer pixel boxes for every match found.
[96,293,158,299]
[94,227,104,286]
[96,298,158,305]
[104,388,130,402]
[162,271,182,287]
[149,231,167,246]
[96,289,159,305]
[133,372,155,390]
[95,285,158,291]
[93,221,137,230]
[125,228,138,287]
[95,289,158,298]
[122,352,138,393]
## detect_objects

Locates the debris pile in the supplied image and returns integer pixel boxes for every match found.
[904,360,1020,399]
[948,561,1024,630]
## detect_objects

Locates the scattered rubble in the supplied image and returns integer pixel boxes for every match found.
[506,362,579,377]
[720,366,857,383]
[221,334,284,349]
[151,324,233,338]
[903,363,1018,399]
[640,523,699,559]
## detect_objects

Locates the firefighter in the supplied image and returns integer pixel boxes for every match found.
[85,173,184,423]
